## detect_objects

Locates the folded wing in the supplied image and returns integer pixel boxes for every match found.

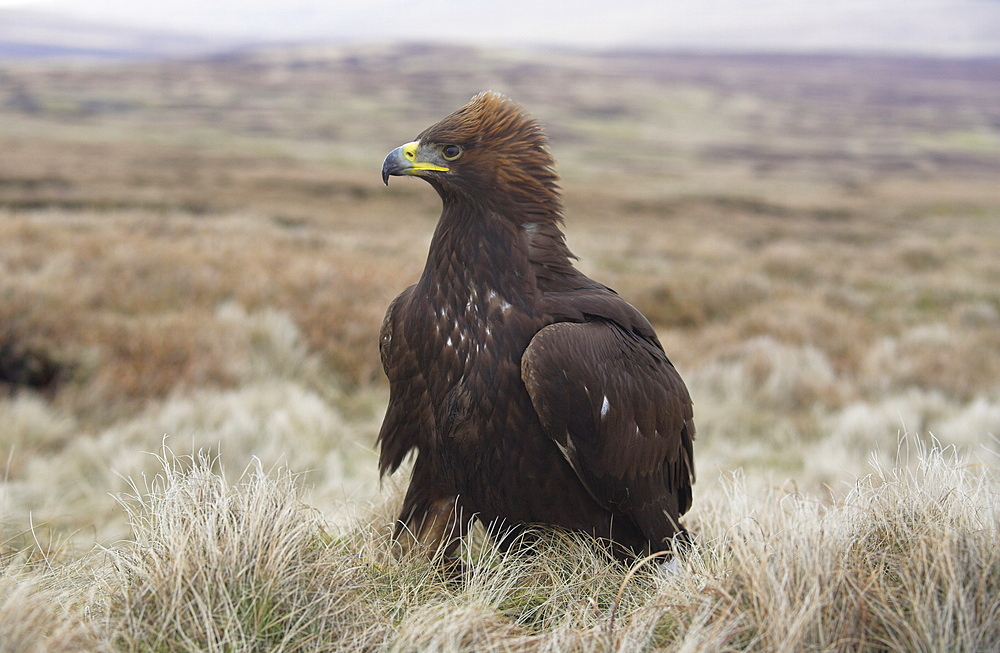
[521,319,695,546]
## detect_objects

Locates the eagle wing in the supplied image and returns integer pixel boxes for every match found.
[521,317,695,545]
[377,285,432,477]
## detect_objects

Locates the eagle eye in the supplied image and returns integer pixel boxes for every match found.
[441,144,462,161]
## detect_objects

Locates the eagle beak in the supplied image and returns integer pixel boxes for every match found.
[381,141,449,186]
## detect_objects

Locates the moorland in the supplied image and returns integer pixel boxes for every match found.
[1,46,999,651]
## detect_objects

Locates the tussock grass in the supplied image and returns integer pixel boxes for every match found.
[95,453,377,651]
[681,438,1000,651]
[0,379,379,553]
[0,566,103,652]
[3,438,996,651]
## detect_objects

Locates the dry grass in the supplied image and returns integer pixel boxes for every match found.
[1,45,999,650]
[2,439,997,651]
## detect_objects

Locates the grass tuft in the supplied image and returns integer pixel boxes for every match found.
[95,451,376,652]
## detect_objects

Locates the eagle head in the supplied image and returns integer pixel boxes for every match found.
[382,91,562,221]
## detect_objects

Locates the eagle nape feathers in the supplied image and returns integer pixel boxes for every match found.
[377,91,695,562]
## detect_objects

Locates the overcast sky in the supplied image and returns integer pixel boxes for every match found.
[3,0,1000,55]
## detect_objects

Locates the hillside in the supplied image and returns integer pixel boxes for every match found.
[0,8,238,60]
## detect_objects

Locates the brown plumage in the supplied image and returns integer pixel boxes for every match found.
[378,91,695,560]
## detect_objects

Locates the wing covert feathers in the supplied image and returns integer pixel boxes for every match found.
[522,320,695,543]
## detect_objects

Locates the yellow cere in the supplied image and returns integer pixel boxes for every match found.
[403,141,449,173]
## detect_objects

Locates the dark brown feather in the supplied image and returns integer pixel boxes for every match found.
[378,91,695,559]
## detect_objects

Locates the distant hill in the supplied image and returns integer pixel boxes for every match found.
[6,0,1000,59]
[0,9,239,60]
[4,1,1000,60]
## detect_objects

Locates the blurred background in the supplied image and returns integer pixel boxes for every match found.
[1,0,999,553]
[3,0,1000,56]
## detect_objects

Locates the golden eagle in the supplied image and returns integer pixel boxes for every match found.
[379,91,694,560]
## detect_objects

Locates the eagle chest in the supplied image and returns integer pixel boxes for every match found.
[418,284,534,446]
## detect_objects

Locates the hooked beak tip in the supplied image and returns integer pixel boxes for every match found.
[381,145,405,186]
